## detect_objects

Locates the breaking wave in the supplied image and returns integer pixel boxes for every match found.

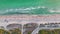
[0,6,60,15]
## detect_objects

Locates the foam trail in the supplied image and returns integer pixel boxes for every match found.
[49,10,55,13]
[0,6,49,15]
[49,9,60,13]
[4,6,46,12]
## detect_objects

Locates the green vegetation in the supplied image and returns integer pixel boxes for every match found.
[9,28,21,34]
[0,29,10,34]
[38,29,60,34]
[0,29,21,34]
[28,31,31,34]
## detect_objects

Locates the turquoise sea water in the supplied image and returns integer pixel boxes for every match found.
[0,0,60,15]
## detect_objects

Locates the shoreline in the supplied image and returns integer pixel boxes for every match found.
[0,14,60,24]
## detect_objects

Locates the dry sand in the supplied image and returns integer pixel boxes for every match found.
[0,14,60,25]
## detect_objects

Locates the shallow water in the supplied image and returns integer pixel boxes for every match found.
[0,0,60,15]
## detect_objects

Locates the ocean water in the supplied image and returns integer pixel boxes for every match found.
[0,0,60,15]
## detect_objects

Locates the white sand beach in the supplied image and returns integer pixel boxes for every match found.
[0,14,60,25]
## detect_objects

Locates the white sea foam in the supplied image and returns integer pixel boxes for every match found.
[4,6,46,12]
[31,7,36,9]
[24,8,31,10]
[37,6,41,9]
[9,9,13,11]
[49,10,55,13]
[49,9,60,13]
[15,9,19,11]
[6,10,9,12]
[0,6,47,14]
[41,6,46,8]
